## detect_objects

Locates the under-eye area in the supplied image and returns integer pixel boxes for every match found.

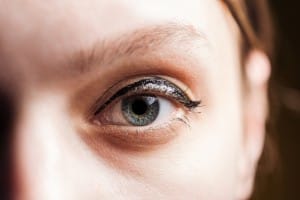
[88,76,202,147]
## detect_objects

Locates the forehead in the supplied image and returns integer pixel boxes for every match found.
[0,0,236,83]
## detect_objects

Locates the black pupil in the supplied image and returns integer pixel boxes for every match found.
[131,99,148,115]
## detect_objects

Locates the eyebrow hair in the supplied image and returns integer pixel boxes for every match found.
[66,23,207,74]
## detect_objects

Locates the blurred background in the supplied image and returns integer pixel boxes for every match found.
[0,1,299,200]
[254,1,300,200]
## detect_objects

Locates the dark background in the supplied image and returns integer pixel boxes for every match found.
[258,1,300,200]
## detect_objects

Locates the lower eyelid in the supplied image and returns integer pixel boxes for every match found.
[88,116,190,149]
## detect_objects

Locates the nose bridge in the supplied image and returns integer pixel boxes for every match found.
[14,93,68,200]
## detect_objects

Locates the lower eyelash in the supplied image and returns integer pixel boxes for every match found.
[175,116,192,129]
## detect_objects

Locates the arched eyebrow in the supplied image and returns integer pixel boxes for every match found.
[66,23,208,75]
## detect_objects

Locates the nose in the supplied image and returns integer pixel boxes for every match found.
[13,94,76,200]
[8,92,120,200]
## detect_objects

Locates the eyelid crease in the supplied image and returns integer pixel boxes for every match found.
[93,77,201,116]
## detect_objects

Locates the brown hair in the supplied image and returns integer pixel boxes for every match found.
[223,0,278,199]
[223,0,273,56]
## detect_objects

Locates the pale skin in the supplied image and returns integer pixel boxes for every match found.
[0,0,271,199]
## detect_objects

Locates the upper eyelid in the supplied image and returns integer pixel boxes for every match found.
[93,77,201,116]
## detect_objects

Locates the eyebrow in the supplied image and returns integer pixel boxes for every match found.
[66,23,208,74]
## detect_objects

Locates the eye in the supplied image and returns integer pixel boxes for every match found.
[98,94,176,127]
[89,76,201,146]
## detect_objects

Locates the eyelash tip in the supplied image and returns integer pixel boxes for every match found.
[183,100,201,109]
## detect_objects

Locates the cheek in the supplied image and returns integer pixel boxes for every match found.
[132,117,242,199]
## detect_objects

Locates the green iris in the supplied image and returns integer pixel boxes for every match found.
[121,95,160,126]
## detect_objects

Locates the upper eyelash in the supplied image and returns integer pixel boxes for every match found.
[94,76,201,115]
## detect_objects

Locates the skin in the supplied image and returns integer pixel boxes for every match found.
[0,0,271,199]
